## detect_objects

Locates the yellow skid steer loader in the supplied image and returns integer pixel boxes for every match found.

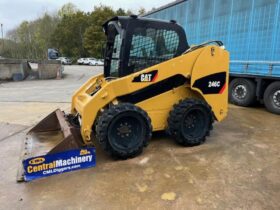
[18,16,229,181]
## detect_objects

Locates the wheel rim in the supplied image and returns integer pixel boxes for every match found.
[272,90,280,107]
[108,113,144,151]
[233,85,247,99]
[181,107,208,139]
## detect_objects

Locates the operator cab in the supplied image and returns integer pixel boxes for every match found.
[102,16,189,78]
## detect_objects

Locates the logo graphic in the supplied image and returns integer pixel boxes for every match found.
[29,157,45,165]
[193,72,226,94]
[23,147,96,181]
[132,70,158,82]
[80,149,90,155]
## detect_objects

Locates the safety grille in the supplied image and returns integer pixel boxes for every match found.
[129,27,180,72]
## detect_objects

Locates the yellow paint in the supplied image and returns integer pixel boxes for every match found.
[71,46,229,143]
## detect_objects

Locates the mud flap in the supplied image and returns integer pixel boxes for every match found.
[17,109,96,182]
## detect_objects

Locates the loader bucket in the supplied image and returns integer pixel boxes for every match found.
[17,109,95,182]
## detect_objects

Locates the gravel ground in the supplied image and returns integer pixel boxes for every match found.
[0,65,279,210]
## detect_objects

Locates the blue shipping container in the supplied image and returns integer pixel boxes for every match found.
[145,0,280,77]
[145,0,280,114]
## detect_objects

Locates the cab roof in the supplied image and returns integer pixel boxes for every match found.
[102,15,180,32]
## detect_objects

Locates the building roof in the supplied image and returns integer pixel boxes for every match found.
[143,0,187,16]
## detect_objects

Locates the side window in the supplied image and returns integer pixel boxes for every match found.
[161,30,180,57]
[110,34,122,77]
[128,27,180,73]
[130,35,155,58]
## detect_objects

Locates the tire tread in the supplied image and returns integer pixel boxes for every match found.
[95,103,152,159]
[167,99,213,146]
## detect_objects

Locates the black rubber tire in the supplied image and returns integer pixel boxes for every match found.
[167,99,213,146]
[229,78,256,106]
[95,103,152,159]
[264,81,280,115]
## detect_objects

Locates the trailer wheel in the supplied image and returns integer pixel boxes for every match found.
[95,103,152,159]
[167,99,213,146]
[229,78,256,106]
[264,82,280,115]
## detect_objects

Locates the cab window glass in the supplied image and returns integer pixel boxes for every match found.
[128,27,180,72]
[110,34,122,77]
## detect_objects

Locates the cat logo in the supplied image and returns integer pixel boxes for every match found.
[29,157,45,165]
[132,70,158,82]
[141,74,153,82]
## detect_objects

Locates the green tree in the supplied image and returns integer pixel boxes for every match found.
[51,11,89,57]
[83,5,116,58]
[138,7,146,16]
[33,13,59,58]
[116,8,126,16]
[2,4,142,60]
[58,3,78,18]
[4,13,58,59]
[83,5,131,58]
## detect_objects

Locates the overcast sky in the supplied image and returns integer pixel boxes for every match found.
[0,0,173,35]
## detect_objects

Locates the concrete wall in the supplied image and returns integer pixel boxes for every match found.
[0,59,29,80]
[0,59,63,81]
[37,60,62,80]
